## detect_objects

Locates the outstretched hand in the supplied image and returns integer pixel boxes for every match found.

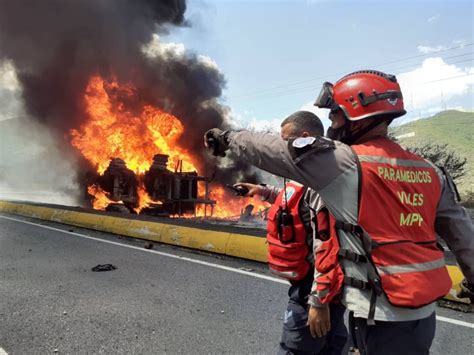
[204,128,229,157]
[233,183,264,197]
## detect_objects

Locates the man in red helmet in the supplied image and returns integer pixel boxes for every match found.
[204,70,474,354]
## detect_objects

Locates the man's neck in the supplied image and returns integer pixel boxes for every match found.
[351,121,389,144]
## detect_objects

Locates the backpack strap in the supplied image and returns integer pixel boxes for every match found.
[335,220,383,325]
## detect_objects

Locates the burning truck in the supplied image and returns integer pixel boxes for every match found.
[72,76,268,219]
[87,154,215,217]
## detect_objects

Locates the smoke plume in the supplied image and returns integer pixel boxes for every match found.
[0,0,258,204]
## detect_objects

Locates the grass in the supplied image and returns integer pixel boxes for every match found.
[390,110,473,197]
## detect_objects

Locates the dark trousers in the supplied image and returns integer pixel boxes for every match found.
[351,312,436,355]
[278,277,348,355]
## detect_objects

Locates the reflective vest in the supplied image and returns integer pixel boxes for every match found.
[267,182,310,281]
[314,209,345,304]
[314,138,452,319]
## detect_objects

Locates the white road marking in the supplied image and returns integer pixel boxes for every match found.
[0,215,287,285]
[435,316,474,328]
[0,347,8,355]
[1,214,473,329]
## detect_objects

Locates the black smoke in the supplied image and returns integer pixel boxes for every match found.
[0,0,258,197]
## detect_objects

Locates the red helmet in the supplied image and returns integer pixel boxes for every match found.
[314,70,406,121]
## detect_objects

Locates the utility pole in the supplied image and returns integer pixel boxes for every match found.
[441,91,447,111]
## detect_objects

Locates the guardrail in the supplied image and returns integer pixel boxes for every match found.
[0,200,267,262]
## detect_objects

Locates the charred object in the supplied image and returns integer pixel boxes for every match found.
[87,154,215,216]
[101,158,137,202]
[143,154,215,216]
[84,158,138,212]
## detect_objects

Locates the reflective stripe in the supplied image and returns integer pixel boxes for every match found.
[269,268,298,279]
[377,257,446,275]
[358,155,433,168]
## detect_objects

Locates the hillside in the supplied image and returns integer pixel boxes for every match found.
[390,110,473,196]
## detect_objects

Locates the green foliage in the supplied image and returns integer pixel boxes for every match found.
[461,191,474,208]
[407,143,467,181]
[391,110,473,195]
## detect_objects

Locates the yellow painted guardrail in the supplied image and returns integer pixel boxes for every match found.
[0,201,267,262]
[445,265,470,305]
[0,200,469,305]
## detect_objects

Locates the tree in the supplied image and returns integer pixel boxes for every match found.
[407,143,467,181]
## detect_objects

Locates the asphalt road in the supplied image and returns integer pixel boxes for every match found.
[0,213,473,354]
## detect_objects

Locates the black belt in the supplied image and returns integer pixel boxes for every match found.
[338,249,367,263]
[344,276,371,290]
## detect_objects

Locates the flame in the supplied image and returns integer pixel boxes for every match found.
[135,184,155,213]
[87,184,116,210]
[71,76,198,175]
[73,75,268,219]
[195,185,270,219]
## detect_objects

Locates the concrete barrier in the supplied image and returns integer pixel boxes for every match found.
[0,201,267,262]
[445,265,471,304]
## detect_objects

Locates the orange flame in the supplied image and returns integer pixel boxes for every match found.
[71,76,198,174]
[87,184,116,210]
[135,184,155,213]
[73,76,268,219]
[196,186,270,219]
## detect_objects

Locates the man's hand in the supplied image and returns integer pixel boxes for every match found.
[308,305,331,338]
[204,128,229,157]
[458,279,474,303]
[233,183,263,197]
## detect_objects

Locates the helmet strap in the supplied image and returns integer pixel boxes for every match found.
[358,90,403,107]
[326,125,346,141]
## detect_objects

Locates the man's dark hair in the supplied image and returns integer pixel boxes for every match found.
[280,111,324,136]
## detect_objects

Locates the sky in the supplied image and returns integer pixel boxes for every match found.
[161,0,474,129]
[0,0,473,130]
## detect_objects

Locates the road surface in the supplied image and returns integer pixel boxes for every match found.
[0,213,472,354]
